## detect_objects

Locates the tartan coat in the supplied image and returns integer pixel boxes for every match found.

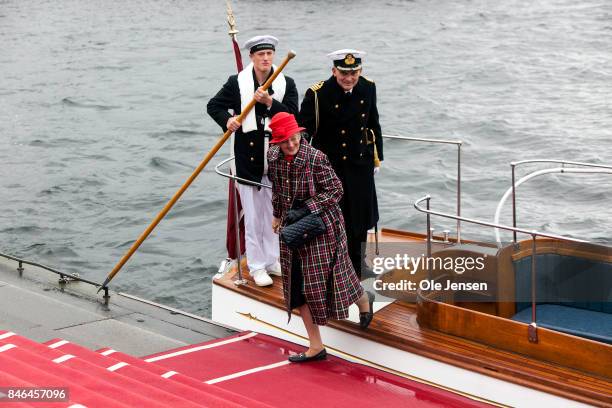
[267,140,364,325]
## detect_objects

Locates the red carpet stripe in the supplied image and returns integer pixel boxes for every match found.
[205,360,290,385]
[46,340,69,349]
[0,331,16,340]
[144,331,258,362]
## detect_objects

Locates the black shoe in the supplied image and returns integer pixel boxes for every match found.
[360,264,376,280]
[288,349,327,363]
[359,291,375,329]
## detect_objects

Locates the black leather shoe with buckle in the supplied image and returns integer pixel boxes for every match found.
[288,349,327,363]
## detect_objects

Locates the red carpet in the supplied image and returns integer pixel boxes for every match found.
[142,331,492,408]
[0,329,492,407]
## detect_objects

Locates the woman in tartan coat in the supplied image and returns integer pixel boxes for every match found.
[268,112,374,363]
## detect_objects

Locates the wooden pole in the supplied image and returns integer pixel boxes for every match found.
[99,51,296,290]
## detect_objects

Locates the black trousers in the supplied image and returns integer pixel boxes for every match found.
[346,227,368,280]
[289,251,306,310]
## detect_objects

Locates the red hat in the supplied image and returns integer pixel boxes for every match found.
[269,112,306,144]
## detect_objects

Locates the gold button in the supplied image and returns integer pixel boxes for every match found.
[250,157,254,161]
[361,113,366,118]
[360,100,364,104]
[360,140,363,144]
[361,127,364,131]
[341,130,346,135]
[249,141,254,147]
[342,156,347,160]
[334,104,339,109]
[342,143,347,147]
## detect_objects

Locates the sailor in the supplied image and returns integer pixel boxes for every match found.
[298,49,383,279]
[207,35,299,286]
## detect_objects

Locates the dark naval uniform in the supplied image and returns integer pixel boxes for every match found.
[207,69,298,184]
[298,75,383,278]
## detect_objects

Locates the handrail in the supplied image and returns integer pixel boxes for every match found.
[494,162,612,246]
[0,251,110,303]
[511,159,612,170]
[506,160,612,243]
[414,195,586,244]
[413,195,588,343]
[381,134,462,146]
[382,134,463,243]
[214,156,272,189]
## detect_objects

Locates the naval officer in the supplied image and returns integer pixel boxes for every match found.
[207,35,299,286]
[298,49,383,279]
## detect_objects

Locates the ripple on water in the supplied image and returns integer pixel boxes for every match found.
[148,129,205,140]
[37,185,66,196]
[61,97,121,111]
[149,156,192,172]
[29,138,83,148]
[93,65,131,71]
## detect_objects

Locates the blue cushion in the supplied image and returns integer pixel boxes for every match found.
[514,254,612,313]
[512,304,612,344]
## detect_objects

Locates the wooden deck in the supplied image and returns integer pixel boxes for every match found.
[214,229,612,407]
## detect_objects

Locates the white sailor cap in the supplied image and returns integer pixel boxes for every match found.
[243,35,279,53]
[327,49,366,71]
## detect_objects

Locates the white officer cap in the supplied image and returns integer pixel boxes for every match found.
[327,49,366,71]
[243,35,279,53]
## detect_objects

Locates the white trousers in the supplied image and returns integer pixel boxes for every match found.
[236,175,279,272]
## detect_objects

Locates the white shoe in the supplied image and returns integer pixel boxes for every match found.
[251,269,273,286]
[266,261,282,277]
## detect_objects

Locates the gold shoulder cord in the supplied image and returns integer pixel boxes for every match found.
[314,92,319,137]
[361,76,380,167]
[309,81,324,138]
[361,75,375,84]
[371,129,381,167]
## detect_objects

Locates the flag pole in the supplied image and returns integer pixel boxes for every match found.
[226,1,243,71]
[225,0,246,283]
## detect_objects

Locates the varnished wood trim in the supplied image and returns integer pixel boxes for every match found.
[512,246,612,263]
[511,239,612,263]
[417,294,612,380]
[380,228,496,247]
[496,244,517,318]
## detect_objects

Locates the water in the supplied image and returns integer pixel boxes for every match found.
[1,0,611,316]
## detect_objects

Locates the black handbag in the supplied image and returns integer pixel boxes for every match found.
[280,212,326,249]
[279,149,327,249]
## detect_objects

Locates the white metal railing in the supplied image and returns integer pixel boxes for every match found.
[495,160,612,246]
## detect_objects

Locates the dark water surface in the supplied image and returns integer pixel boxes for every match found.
[1,0,611,316]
